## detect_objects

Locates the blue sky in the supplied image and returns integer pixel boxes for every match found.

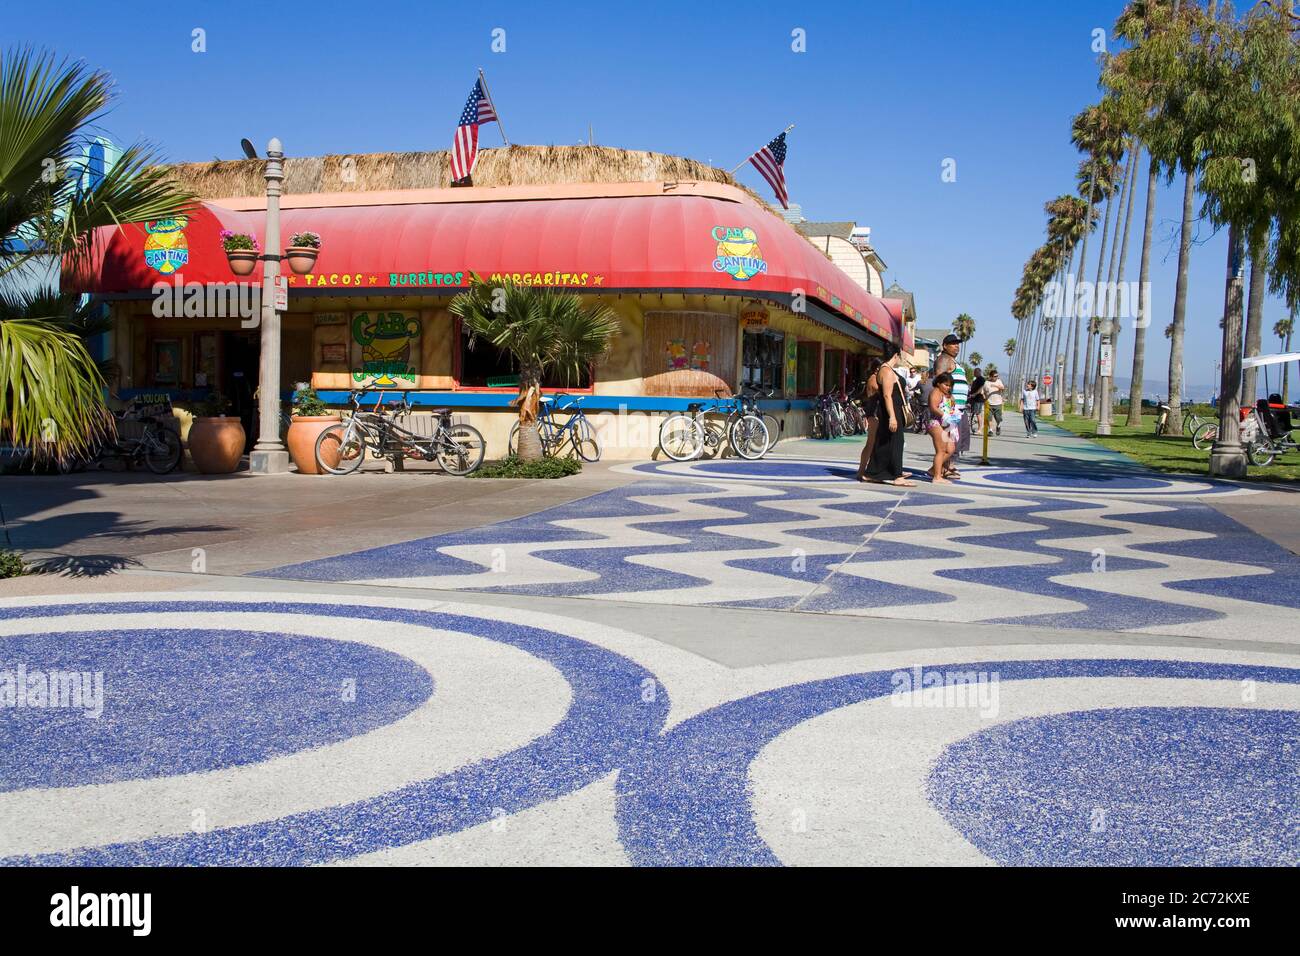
[7,0,1294,398]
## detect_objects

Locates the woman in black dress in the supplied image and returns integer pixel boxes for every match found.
[865,346,915,486]
[855,357,883,481]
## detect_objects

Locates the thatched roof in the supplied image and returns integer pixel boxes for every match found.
[162,145,767,204]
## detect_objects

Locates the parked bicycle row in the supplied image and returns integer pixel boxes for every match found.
[656,386,782,462]
[1186,396,1300,467]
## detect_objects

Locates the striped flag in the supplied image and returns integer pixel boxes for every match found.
[450,77,499,183]
[748,132,789,209]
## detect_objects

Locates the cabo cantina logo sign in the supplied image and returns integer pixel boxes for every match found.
[711,226,767,282]
[143,218,189,275]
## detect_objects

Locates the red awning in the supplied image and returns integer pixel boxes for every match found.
[68,189,902,343]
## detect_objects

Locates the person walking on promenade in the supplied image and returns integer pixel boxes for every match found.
[1022,379,1041,437]
[984,370,1006,435]
[864,346,915,486]
[926,372,960,483]
[968,366,987,434]
[855,357,884,481]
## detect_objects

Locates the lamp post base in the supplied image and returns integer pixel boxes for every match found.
[249,449,291,475]
[1208,443,1247,478]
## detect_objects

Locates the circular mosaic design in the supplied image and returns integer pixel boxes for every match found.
[0,628,432,791]
[928,706,1299,866]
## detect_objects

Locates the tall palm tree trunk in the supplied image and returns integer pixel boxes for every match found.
[1069,163,1098,412]
[1092,143,1135,420]
[1284,308,1294,404]
[1165,168,1196,433]
[1102,143,1141,427]
[1209,225,1246,477]
[1241,223,1269,406]
[1085,153,1126,415]
[1125,157,1159,425]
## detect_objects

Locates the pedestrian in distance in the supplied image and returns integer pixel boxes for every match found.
[1022,380,1041,437]
[984,370,1006,435]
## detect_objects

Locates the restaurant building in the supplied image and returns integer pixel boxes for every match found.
[68,147,909,459]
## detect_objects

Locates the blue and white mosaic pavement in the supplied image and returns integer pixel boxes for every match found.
[257,463,1294,640]
[3,594,1297,866]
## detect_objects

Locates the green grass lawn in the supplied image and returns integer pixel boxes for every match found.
[1052,412,1300,483]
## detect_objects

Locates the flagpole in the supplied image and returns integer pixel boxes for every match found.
[729,123,794,174]
[478,68,510,146]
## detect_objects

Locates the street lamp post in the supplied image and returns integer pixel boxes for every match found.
[249,137,290,475]
[1054,351,1065,422]
[1096,318,1115,435]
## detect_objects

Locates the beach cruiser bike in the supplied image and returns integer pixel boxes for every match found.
[315,390,486,476]
[657,389,771,461]
[91,412,182,474]
[741,384,784,449]
[507,393,601,461]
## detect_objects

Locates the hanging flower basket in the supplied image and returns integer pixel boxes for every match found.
[221,230,260,276]
[285,231,321,275]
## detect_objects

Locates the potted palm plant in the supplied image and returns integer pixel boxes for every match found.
[449,276,620,461]
[187,392,244,474]
[221,230,260,276]
[286,382,340,474]
[285,231,321,275]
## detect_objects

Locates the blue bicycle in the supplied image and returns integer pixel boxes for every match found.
[508,393,601,461]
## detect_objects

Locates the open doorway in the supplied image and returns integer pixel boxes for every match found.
[220,332,260,451]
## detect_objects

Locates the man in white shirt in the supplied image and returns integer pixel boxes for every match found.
[1022,380,1041,437]
[985,370,1007,435]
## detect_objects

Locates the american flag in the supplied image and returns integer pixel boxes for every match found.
[748,131,789,209]
[450,77,499,183]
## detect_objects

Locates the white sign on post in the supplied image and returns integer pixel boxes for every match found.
[1099,343,1114,378]
[273,276,289,312]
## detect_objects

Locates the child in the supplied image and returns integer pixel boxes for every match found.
[927,372,959,482]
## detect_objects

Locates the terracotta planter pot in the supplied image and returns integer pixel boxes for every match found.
[287,414,341,474]
[226,249,259,275]
[188,417,246,474]
[285,246,319,275]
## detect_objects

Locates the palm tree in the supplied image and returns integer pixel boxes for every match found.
[951,314,975,358]
[1004,338,1016,361]
[969,351,983,368]
[1069,102,1123,411]
[449,277,620,460]
[1276,312,1295,404]
[1,48,193,462]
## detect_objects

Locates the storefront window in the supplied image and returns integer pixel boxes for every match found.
[796,341,820,396]
[742,329,785,394]
[823,348,845,394]
[458,329,590,389]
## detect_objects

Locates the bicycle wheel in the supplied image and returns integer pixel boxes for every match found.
[1182,415,1198,437]
[436,424,486,476]
[762,413,782,448]
[659,414,703,461]
[1247,440,1277,467]
[1191,421,1218,451]
[730,414,771,460]
[316,424,366,475]
[144,429,182,474]
[570,416,601,462]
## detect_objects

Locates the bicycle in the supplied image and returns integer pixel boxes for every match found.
[658,389,770,461]
[94,414,182,474]
[740,384,783,449]
[1244,400,1300,467]
[507,393,601,461]
[315,390,485,476]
